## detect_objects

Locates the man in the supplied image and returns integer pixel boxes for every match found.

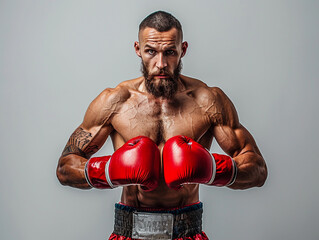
[57,11,267,240]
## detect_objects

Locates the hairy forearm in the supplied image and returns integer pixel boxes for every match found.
[229,151,267,190]
[56,154,92,189]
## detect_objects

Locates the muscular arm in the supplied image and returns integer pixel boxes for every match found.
[56,89,117,189]
[210,87,267,189]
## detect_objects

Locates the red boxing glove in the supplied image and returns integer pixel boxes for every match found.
[163,136,237,189]
[163,135,213,190]
[85,136,160,191]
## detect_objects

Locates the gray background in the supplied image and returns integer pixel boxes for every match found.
[1,0,318,239]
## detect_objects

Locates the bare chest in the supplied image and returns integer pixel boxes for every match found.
[111,94,212,144]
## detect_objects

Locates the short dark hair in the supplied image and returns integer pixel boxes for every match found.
[139,11,183,40]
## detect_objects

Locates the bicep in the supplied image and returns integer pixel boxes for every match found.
[209,87,260,156]
[61,90,115,159]
[213,124,261,158]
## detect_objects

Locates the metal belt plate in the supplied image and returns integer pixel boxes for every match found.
[132,212,174,240]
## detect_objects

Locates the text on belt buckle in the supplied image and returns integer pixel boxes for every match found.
[132,211,174,240]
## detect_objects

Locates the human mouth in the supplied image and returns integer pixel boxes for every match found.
[154,75,169,79]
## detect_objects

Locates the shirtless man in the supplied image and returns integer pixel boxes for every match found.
[57,11,267,240]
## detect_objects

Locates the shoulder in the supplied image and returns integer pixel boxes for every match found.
[181,75,224,103]
[83,78,142,127]
[96,86,129,106]
[209,87,239,127]
[181,75,228,97]
[184,76,230,106]
[94,77,143,106]
[208,86,229,102]
[180,75,208,89]
[181,75,239,127]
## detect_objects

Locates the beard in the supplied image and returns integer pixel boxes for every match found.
[141,60,182,99]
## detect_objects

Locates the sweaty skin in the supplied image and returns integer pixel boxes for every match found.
[57,27,267,208]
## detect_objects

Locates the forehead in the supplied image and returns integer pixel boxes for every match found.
[138,27,181,46]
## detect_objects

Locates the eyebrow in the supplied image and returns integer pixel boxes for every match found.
[144,44,177,50]
[144,44,155,49]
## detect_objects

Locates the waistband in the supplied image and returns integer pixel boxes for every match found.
[113,202,203,239]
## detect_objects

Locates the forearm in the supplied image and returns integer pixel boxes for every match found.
[56,154,91,189]
[229,151,267,190]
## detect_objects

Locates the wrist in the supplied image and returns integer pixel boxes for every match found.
[208,153,237,187]
[226,158,237,186]
[85,156,113,189]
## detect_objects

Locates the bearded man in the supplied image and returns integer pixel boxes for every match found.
[57,11,267,240]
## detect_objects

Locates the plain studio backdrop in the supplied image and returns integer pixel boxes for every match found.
[1,1,318,239]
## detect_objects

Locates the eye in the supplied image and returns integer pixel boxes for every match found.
[165,50,175,56]
[147,49,155,55]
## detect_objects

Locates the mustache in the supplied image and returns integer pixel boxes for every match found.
[140,60,183,83]
[147,69,174,79]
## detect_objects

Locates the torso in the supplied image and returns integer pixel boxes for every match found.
[107,75,218,208]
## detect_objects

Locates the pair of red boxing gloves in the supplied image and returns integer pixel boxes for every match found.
[85,136,237,191]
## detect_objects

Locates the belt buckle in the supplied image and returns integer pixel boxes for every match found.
[132,211,174,240]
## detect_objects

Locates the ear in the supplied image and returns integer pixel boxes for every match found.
[181,41,188,58]
[134,41,141,57]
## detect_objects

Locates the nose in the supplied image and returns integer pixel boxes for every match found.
[155,53,167,70]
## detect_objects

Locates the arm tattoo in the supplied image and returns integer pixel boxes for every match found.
[61,144,87,158]
[61,127,98,158]
[68,127,92,148]
[84,144,99,157]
